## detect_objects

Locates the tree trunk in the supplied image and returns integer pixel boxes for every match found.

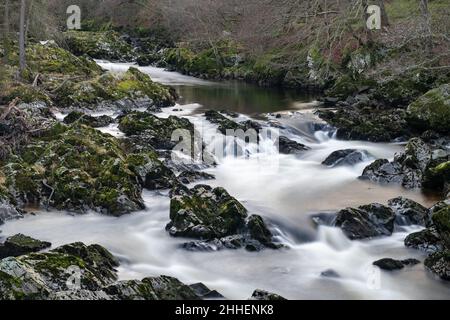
[19,0,27,75]
[25,0,34,42]
[419,0,432,51]
[378,0,389,27]
[3,0,10,63]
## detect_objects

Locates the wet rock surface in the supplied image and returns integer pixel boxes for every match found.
[0,234,51,259]
[277,136,309,155]
[334,204,396,240]
[0,242,203,300]
[167,184,281,251]
[388,197,430,226]
[250,289,287,301]
[63,111,114,128]
[1,123,148,216]
[373,258,420,271]
[119,111,195,150]
[322,149,371,167]
[360,138,449,191]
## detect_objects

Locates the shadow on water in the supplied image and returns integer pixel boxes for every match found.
[175,81,319,116]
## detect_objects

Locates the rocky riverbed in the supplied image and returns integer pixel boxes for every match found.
[0,35,449,300]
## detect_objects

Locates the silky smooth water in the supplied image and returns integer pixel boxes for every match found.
[2,62,449,300]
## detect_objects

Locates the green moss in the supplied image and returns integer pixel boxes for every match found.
[2,123,144,215]
[325,74,376,98]
[407,84,450,133]
[64,30,134,61]
[33,252,87,273]
[432,205,450,248]
[53,68,176,109]
[4,83,52,105]
[26,42,102,77]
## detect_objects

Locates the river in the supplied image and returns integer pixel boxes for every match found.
[2,62,449,299]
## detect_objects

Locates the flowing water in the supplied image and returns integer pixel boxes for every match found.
[2,62,449,300]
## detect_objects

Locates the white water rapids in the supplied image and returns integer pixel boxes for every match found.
[2,62,449,299]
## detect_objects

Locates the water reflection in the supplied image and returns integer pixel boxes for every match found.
[176,81,318,116]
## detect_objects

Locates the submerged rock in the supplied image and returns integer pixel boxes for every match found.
[373,258,420,271]
[167,184,280,251]
[277,136,309,155]
[250,289,287,301]
[322,149,371,167]
[0,234,51,259]
[334,204,395,240]
[320,269,340,278]
[388,197,430,226]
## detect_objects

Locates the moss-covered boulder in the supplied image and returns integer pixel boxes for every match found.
[424,250,450,281]
[53,67,177,111]
[63,111,114,128]
[104,276,200,300]
[125,153,177,190]
[64,31,135,61]
[0,234,51,259]
[372,70,450,108]
[2,123,146,215]
[407,84,450,134]
[432,205,450,248]
[318,107,411,142]
[167,184,280,251]
[423,161,450,195]
[325,74,376,99]
[0,242,118,300]
[405,226,445,253]
[119,111,194,150]
[26,42,103,78]
[0,242,205,300]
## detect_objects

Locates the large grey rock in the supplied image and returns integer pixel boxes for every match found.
[360,138,433,189]
[334,204,395,240]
